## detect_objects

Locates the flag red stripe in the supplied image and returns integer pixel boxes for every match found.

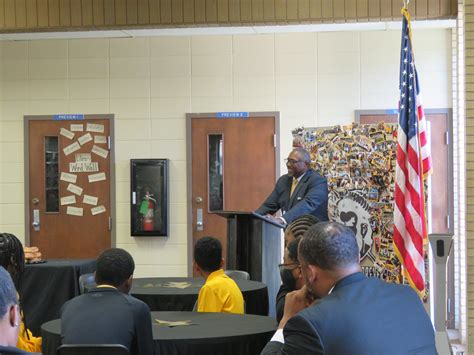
[393,227,425,290]
[394,184,424,255]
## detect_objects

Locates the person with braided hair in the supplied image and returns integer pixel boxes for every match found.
[0,233,42,353]
[283,214,320,247]
[276,215,320,323]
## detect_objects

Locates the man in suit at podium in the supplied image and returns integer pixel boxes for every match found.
[256,148,328,226]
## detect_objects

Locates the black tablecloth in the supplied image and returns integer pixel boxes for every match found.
[41,311,277,355]
[131,277,269,316]
[20,259,96,336]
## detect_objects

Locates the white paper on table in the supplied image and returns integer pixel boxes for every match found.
[67,183,83,196]
[94,135,107,144]
[63,142,81,156]
[60,172,77,184]
[91,145,109,159]
[70,124,84,132]
[87,123,105,133]
[78,133,93,146]
[60,195,76,205]
[88,172,106,183]
[91,205,106,215]
[60,128,75,140]
[67,206,83,216]
[83,195,98,206]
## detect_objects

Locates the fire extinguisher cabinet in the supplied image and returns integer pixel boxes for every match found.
[130,159,169,237]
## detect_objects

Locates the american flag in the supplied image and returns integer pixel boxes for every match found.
[393,8,432,296]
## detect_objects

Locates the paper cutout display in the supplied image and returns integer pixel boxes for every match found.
[67,183,83,196]
[70,124,84,132]
[87,123,105,133]
[75,153,91,162]
[78,133,93,146]
[94,135,107,144]
[63,142,81,156]
[60,172,77,184]
[67,206,83,216]
[83,195,98,206]
[60,128,75,140]
[91,205,106,215]
[69,162,99,173]
[88,172,106,183]
[91,145,109,159]
[60,195,76,205]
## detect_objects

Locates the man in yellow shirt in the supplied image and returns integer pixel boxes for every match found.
[194,237,244,314]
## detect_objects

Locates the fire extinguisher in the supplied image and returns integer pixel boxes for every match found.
[139,191,156,231]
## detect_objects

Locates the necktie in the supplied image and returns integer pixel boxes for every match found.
[290,178,298,196]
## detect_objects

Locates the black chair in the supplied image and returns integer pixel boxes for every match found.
[57,344,129,355]
[78,273,96,294]
[225,269,250,281]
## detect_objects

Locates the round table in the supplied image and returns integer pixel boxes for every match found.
[131,277,269,316]
[21,259,96,336]
[41,311,277,355]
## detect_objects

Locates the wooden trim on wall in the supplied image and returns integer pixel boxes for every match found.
[0,0,457,33]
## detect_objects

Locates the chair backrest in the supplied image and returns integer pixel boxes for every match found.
[78,273,96,294]
[224,269,250,281]
[57,344,130,355]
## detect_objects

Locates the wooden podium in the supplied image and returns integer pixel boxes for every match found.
[215,211,283,317]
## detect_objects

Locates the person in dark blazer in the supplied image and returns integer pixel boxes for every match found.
[60,248,154,355]
[262,222,437,355]
[255,148,328,226]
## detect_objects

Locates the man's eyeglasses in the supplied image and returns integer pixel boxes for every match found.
[278,262,300,270]
[285,158,303,165]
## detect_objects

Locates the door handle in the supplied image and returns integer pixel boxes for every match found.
[32,209,40,231]
[196,208,203,231]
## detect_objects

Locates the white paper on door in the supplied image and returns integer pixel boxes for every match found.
[67,206,83,216]
[91,145,109,159]
[60,195,76,205]
[91,205,106,215]
[87,123,105,133]
[60,172,77,184]
[78,133,93,146]
[60,128,75,140]
[63,142,81,156]
[83,195,99,206]
[67,183,83,196]
[88,172,106,183]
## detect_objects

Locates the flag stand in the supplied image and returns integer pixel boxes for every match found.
[428,234,453,353]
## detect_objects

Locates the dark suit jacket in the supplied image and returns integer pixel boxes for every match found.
[60,287,154,355]
[256,169,328,224]
[262,273,437,355]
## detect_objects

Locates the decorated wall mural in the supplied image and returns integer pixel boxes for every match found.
[293,122,428,288]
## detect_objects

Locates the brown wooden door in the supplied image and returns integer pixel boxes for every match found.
[27,116,112,258]
[359,111,452,235]
[190,115,277,267]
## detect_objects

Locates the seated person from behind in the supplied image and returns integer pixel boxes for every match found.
[0,266,28,355]
[276,215,319,323]
[60,248,153,355]
[0,233,41,353]
[194,237,244,314]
